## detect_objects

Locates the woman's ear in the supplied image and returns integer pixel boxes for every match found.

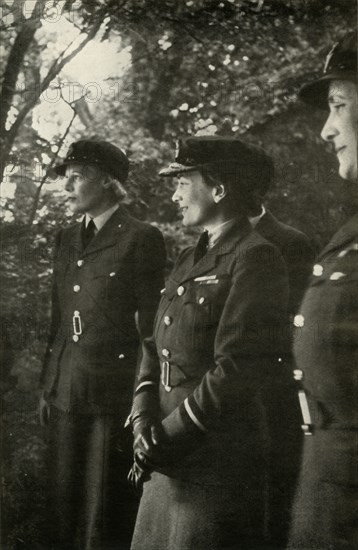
[212,183,227,203]
[101,175,112,190]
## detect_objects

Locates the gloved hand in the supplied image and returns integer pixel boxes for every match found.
[132,420,178,469]
[132,414,163,457]
[128,455,151,496]
[39,392,50,426]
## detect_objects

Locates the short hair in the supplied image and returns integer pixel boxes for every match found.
[102,171,127,201]
[84,163,127,201]
[200,159,273,214]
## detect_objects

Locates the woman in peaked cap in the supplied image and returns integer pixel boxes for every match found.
[288,31,358,550]
[128,135,289,550]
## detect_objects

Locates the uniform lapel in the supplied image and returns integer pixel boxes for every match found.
[81,207,128,257]
[319,212,358,259]
[178,218,252,283]
[69,222,84,254]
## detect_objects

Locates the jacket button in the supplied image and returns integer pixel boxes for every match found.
[118,353,125,359]
[330,271,346,280]
[164,316,172,326]
[313,264,323,276]
[72,335,79,342]
[293,369,303,381]
[73,284,81,293]
[198,297,205,304]
[162,348,170,358]
[293,314,304,327]
[177,285,185,296]
[109,272,116,277]
[77,260,84,267]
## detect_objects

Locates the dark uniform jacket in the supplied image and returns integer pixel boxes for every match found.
[134,218,289,487]
[256,210,314,317]
[255,210,315,547]
[289,213,358,549]
[41,207,166,417]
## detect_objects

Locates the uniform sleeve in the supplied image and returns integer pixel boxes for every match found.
[162,244,289,442]
[129,335,161,421]
[39,230,62,389]
[131,245,194,417]
[134,224,166,339]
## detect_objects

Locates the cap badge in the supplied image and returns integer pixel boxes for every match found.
[323,41,338,74]
[174,140,180,161]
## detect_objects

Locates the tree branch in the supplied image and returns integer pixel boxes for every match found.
[27,97,79,227]
[5,11,105,153]
[0,18,41,139]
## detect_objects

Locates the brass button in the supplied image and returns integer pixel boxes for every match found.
[164,316,172,326]
[109,272,116,277]
[198,297,205,304]
[162,348,170,358]
[73,284,80,293]
[313,264,323,277]
[77,260,84,267]
[177,285,185,296]
[293,314,304,328]
[118,353,125,359]
[293,369,303,381]
[72,335,79,342]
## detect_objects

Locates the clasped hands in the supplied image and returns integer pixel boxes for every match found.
[128,415,173,494]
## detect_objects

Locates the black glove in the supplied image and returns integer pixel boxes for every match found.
[132,414,163,457]
[132,422,178,469]
[127,454,152,496]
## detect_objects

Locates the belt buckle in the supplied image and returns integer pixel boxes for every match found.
[72,311,82,336]
[162,361,172,392]
[298,390,313,435]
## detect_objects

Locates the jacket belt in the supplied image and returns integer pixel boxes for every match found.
[298,391,340,434]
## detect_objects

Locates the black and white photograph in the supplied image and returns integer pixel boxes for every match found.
[0,1,357,549]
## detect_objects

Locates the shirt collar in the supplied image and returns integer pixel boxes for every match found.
[207,218,237,249]
[248,205,266,229]
[84,204,119,232]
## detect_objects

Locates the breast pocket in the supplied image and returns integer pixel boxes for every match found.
[175,276,232,350]
[88,263,133,305]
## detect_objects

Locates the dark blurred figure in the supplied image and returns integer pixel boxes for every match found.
[288,32,358,550]
[246,170,315,548]
[39,139,166,550]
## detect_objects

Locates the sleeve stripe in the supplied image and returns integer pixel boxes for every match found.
[136,380,156,393]
[184,398,208,432]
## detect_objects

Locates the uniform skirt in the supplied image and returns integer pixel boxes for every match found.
[288,429,358,550]
[131,471,266,550]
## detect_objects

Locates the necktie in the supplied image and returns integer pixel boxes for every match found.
[82,218,96,249]
[193,231,209,264]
